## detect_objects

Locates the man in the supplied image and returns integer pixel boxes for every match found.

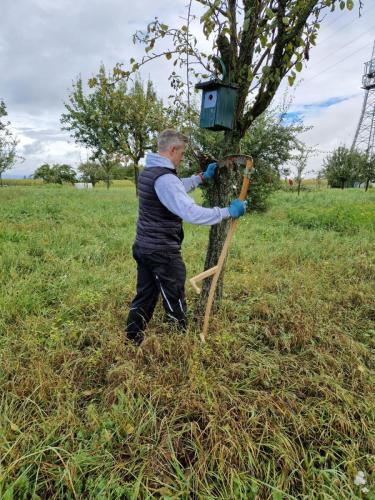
[126,129,247,345]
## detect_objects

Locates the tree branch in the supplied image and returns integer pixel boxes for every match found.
[228,0,239,53]
[283,0,319,44]
[195,0,228,18]
[242,0,320,130]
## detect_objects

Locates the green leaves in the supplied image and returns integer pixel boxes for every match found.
[323,146,365,188]
[338,0,353,10]
[265,7,275,19]
[288,71,297,87]
[295,61,303,72]
[88,78,98,88]
[260,35,268,48]
[61,66,167,188]
[200,0,222,39]
[0,99,18,178]
[33,163,77,184]
[346,0,354,10]
[123,0,357,148]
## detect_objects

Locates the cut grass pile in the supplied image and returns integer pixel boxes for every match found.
[0,186,374,498]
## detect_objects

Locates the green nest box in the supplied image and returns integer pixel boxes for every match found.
[195,79,238,131]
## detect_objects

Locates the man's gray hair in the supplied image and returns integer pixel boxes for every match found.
[158,129,188,152]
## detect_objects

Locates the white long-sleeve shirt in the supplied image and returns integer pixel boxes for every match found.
[146,153,230,226]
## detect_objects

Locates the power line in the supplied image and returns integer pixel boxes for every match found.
[296,6,375,82]
[319,0,374,30]
[320,6,357,31]
[308,42,371,83]
[312,26,375,68]
[319,17,367,46]
[318,3,375,45]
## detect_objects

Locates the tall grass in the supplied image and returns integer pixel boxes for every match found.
[0,179,134,188]
[0,186,374,498]
[1,178,43,186]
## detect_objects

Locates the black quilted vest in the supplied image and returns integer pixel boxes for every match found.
[135,167,183,251]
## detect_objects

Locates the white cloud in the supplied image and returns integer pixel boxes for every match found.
[1,0,374,178]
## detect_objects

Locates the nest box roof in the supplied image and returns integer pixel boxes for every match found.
[195,79,239,91]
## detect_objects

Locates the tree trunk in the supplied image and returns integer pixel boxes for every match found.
[134,163,139,196]
[365,178,370,191]
[297,179,301,196]
[196,130,242,315]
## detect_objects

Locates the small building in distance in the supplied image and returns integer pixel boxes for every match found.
[74,183,93,189]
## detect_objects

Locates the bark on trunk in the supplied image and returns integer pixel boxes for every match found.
[196,130,242,315]
[365,178,370,191]
[134,164,139,196]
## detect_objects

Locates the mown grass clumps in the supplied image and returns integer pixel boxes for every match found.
[0,186,374,498]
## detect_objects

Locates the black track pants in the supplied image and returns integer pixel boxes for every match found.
[126,244,187,344]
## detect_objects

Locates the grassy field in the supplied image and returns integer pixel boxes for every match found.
[0,179,134,188]
[0,185,374,499]
[1,178,44,186]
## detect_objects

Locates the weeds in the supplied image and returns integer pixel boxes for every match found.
[0,186,374,498]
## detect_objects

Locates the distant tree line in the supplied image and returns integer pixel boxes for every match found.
[32,161,136,186]
[322,146,375,191]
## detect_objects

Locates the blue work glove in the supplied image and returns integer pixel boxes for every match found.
[202,162,218,181]
[228,199,247,219]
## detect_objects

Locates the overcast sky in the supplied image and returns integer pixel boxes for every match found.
[1,0,374,178]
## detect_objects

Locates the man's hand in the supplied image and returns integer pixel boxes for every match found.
[228,199,247,219]
[202,162,218,181]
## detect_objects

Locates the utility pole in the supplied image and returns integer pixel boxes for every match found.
[352,41,375,158]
